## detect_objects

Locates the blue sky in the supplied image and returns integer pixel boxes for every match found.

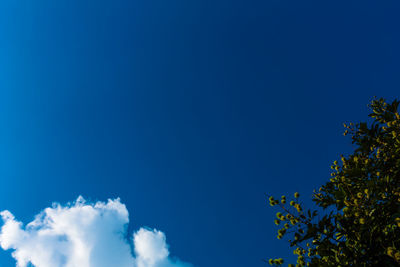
[0,0,399,266]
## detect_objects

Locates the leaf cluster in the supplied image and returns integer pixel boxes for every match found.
[267,98,400,267]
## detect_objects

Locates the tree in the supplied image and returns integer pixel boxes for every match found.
[266,98,400,267]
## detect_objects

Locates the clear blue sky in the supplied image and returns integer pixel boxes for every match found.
[0,1,399,266]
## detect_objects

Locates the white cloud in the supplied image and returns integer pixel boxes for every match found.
[0,197,192,267]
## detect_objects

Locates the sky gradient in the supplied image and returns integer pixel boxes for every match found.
[0,1,399,266]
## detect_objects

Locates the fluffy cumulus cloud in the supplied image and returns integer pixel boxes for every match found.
[0,197,192,267]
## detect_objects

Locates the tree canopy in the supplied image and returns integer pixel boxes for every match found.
[266,98,400,267]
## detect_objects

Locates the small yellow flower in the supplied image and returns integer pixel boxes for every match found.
[395,252,400,261]
[387,247,395,257]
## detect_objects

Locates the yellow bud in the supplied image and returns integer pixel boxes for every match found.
[387,247,394,257]
[395,252,400,261]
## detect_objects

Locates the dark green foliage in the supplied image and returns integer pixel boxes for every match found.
[267,98,400,266]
